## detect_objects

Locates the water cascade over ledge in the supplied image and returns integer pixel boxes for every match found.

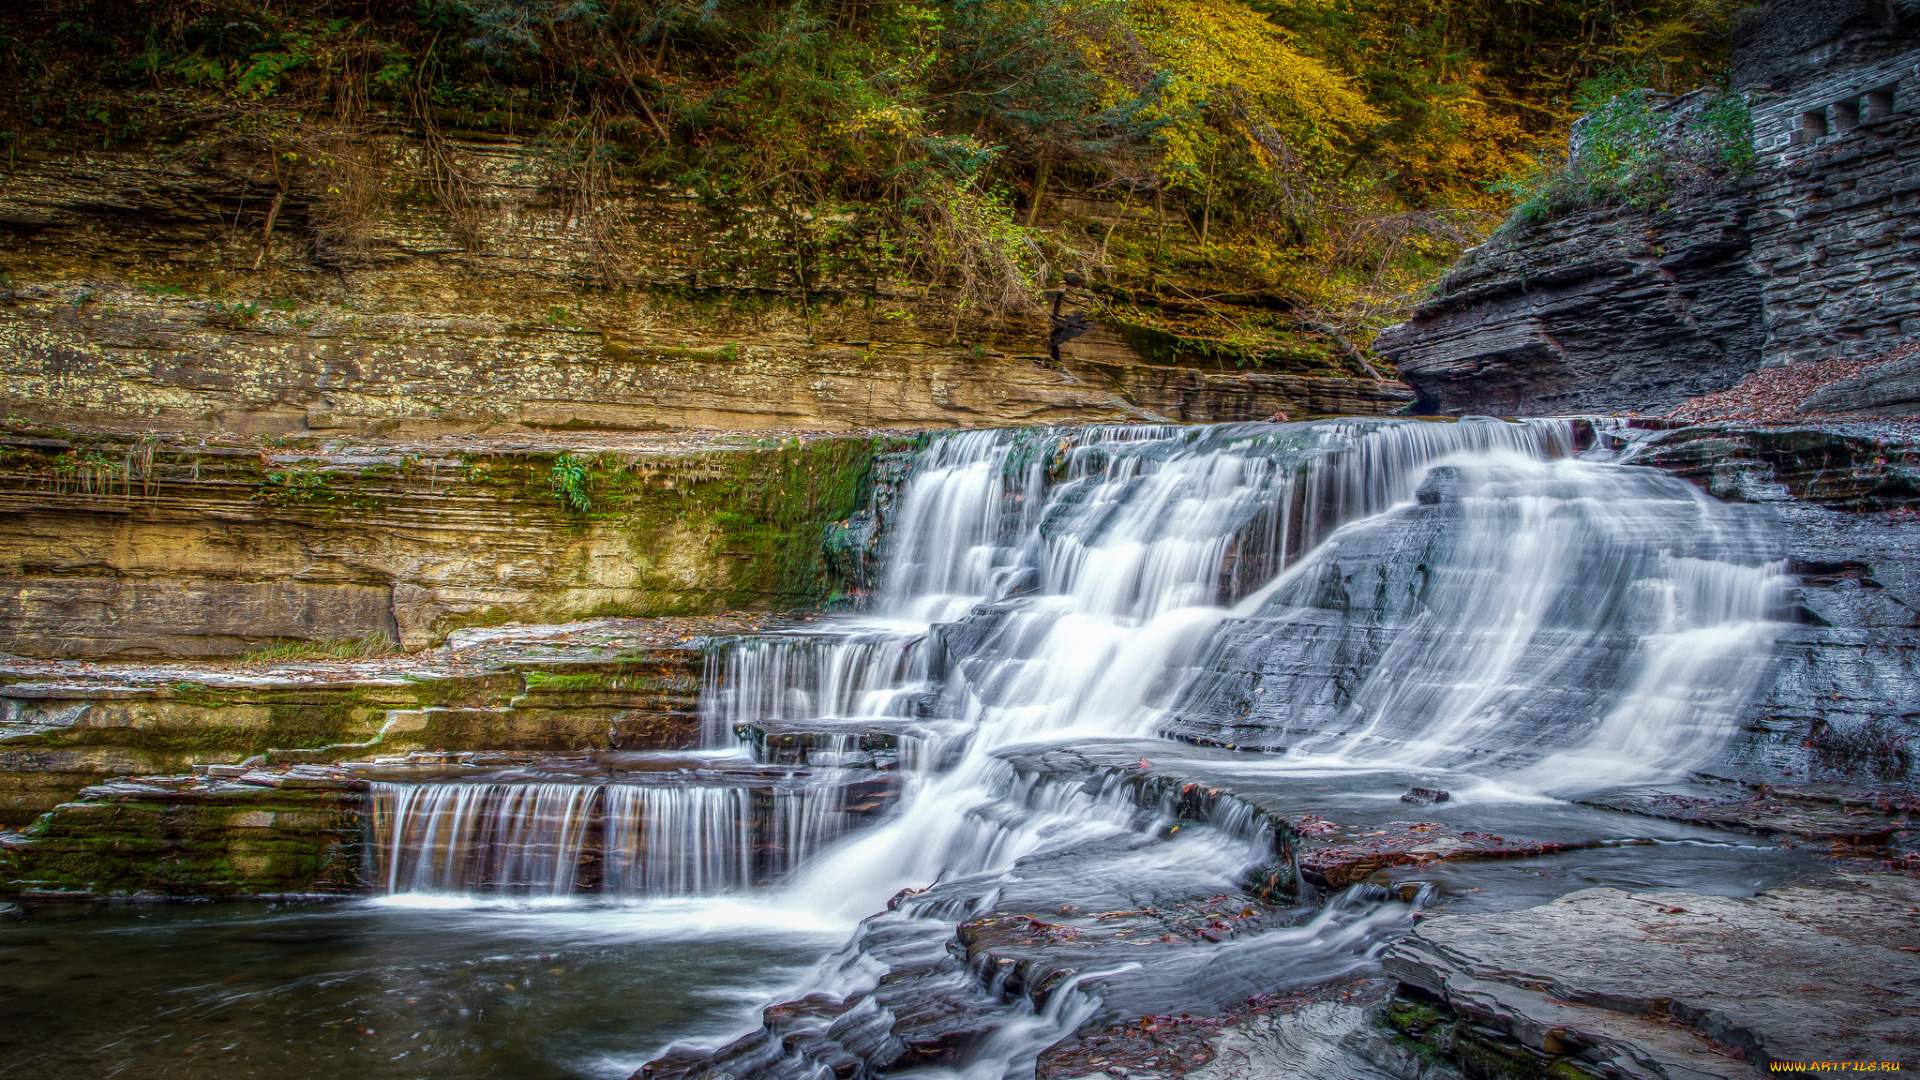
[359,418,1794,1079]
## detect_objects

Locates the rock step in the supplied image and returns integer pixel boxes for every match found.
[0,623,725,826]
[733,719,968,769]
[1382,871,1920,1071]
[996,743,1585,896]
[1579,778,1910,849]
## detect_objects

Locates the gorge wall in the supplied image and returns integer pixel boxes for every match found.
[1377,0,1920,416]
[0,142,1408,437]
[0,428,898,658]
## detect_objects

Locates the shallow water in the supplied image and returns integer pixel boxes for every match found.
[0,897,846,1080]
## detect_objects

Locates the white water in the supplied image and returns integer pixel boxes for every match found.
[369,780,851,897]
[716,418,1769,920]
[367,417,1791,1079]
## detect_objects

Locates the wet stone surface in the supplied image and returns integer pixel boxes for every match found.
[1383,869,1920,1071]
[1581,778,1914,850]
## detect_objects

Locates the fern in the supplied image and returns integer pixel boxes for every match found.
[550,454,594,512]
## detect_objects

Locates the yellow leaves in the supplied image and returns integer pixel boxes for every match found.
[1389,78,1542,209]
[835,102,931,139]
[1080,0,1380,179]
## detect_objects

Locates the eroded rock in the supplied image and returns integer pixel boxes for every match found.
[1382,873,1920,1069]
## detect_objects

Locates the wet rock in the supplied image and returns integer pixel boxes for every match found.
[1399,787,1450,805]
[1296,822,1572,891]
[1619,423,1920,791]
[1581,779,1906,849]
[1187,999,1463,1080]
[0,770,368,898]
[1382,871,1920,1068]
[994,744,1583,895]
[733,720,929,769]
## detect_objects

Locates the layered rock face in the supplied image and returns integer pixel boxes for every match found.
[0,620,718,827]
[0,428,893,658]
[1373,192,1765,417]
[0,144,1408,436]
[1378,3,1920,416]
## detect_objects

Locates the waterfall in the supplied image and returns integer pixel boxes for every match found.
[1168,452,1789,789]
[369,780,854,898]
[371,782,597,896]
[683,418,1786,922]
[369,416,1793,1080]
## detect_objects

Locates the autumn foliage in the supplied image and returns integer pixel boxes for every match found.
[0,0,1751,368]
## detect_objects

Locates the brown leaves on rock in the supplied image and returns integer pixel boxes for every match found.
[1668,342,1920,425]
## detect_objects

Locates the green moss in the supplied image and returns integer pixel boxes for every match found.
[0,791,366,897]
[475,433,904,613]
[1386,995,1600,1080]
[523,671,606,691]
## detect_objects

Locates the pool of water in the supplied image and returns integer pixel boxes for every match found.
[0,897,848,1080]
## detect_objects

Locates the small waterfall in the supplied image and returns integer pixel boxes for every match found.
[647,416,1796,1080]
[1170,454,1788,787]
[371,782,597,896]
[370,780,855,898]
[600,786,754,897]
[700,631,932,747]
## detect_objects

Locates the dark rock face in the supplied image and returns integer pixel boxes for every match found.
[1749,114,1920,371]
[1382,0,1920,418]
[1375,194,1765,416]
[1624,424,1920,784]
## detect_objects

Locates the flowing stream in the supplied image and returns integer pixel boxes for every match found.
[1,418,1820,1080]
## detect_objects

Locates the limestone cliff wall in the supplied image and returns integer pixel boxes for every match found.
[0,142,1408,434]
[0,429,894,657]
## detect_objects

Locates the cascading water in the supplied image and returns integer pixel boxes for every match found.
[369,780,854,898]
[663,416,1794,1079]
[373,782,598,896]
[710,420,1623,914]
[362,417,1794,1078]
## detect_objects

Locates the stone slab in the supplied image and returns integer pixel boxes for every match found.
[1382,872,1920,1070]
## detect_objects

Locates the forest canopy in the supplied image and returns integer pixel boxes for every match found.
[0,0,1754,365]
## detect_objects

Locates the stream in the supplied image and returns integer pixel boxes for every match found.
[0,419,1827,1079]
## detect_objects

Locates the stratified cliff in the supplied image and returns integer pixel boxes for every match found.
[0,143,1410,436]
[1378,0,1920,416]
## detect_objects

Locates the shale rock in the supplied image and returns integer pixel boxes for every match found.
[1374,191,1765,416]
[1380,0,1920,416]
[1382,873,1920,1069]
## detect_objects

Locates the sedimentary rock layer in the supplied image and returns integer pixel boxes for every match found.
[0,428,891,657]
[1384,873,1920,1068]
[0,616,728,824]
[0,144,1408,434]
[1375,190,1765,416]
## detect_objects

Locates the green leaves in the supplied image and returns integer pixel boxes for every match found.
[550,454,595,513]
